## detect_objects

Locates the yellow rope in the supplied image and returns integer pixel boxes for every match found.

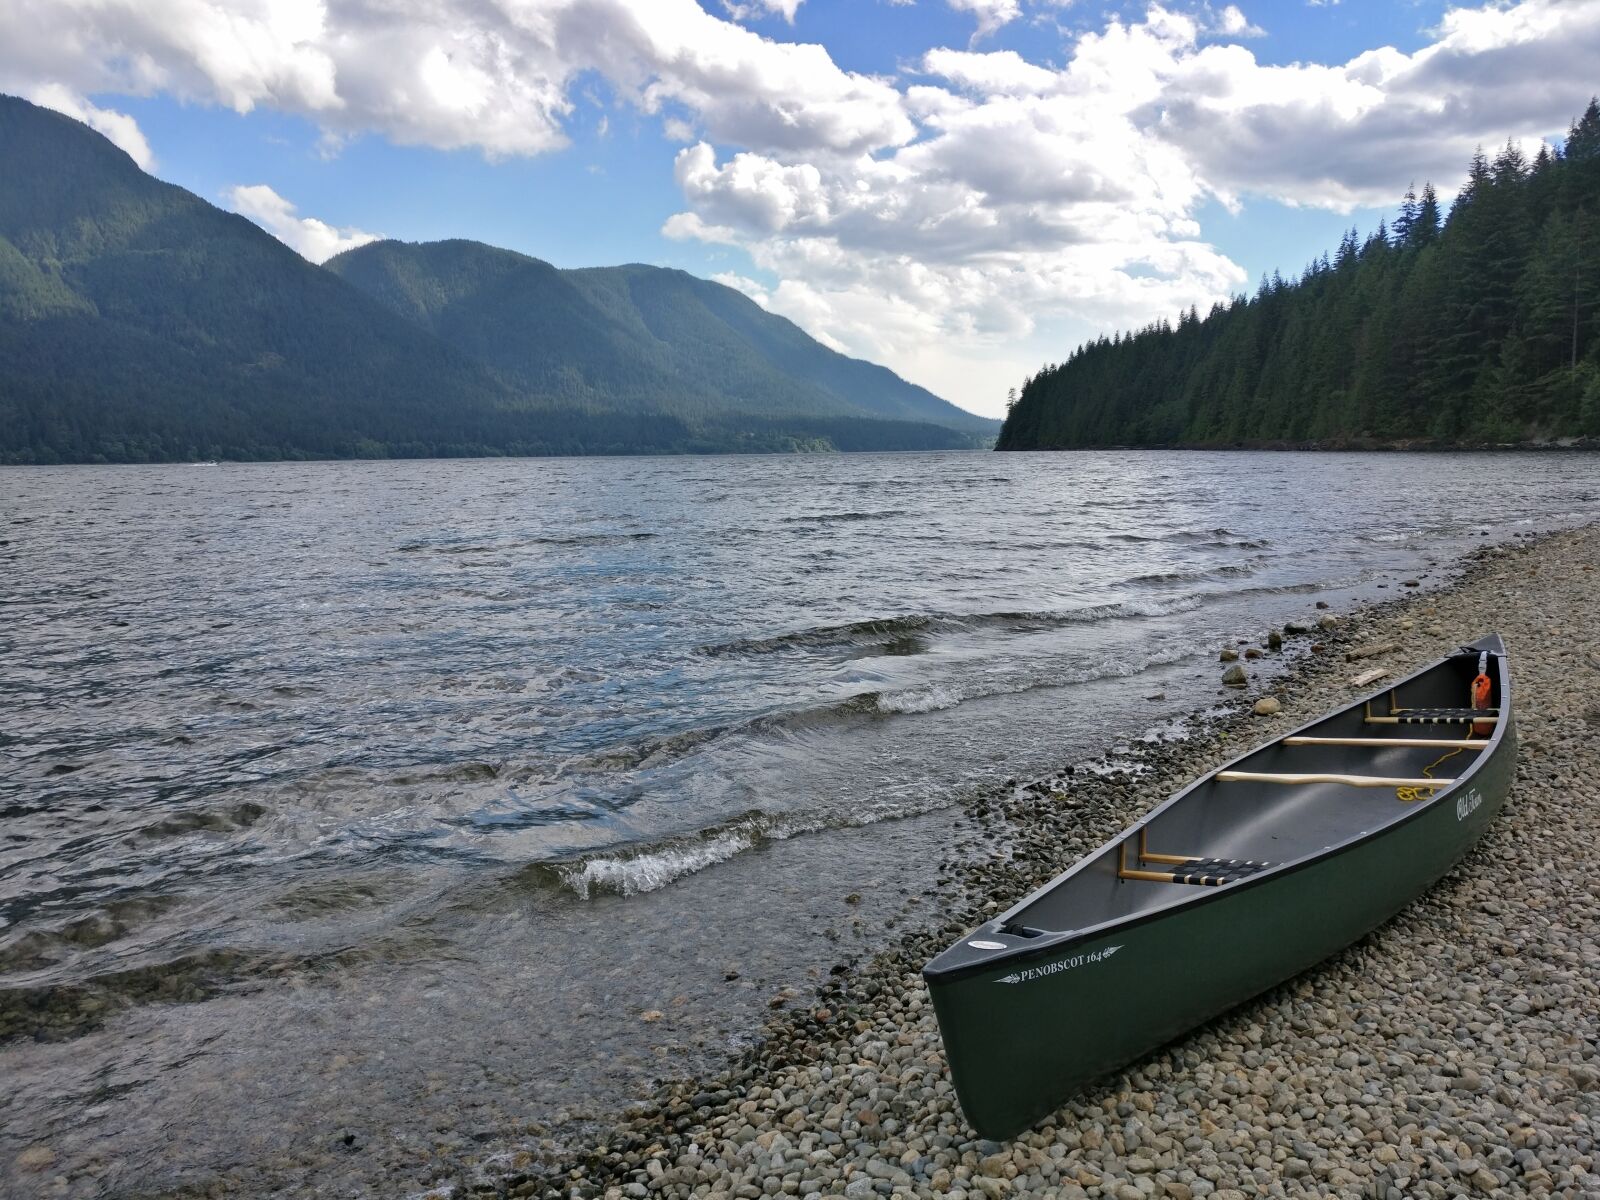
[1396,745,1466,802]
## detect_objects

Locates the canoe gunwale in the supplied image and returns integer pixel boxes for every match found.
[923,635,1511,986]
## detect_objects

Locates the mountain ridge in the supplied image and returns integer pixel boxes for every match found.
[0,94,994,464]
[325,238,995,435]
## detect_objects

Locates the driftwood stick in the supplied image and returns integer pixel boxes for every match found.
[1350,667,1391,687]
[1346,641,1401,662]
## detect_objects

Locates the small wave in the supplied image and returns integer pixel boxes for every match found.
[699,596,1203,658]
[1126,564,1255,586]
[396,532,657,553]
[872,641,1198,716]
[779,510,908,524]
[699,615,937,656]
[528,532,658,546]
[1109,528,1267,549]
[562,723,732,773]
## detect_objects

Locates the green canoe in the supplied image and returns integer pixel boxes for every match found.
[923,634,1516,1140]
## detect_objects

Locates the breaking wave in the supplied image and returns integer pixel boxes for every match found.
[541,795,950,899]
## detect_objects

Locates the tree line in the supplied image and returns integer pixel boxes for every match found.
[998,100,1600,450]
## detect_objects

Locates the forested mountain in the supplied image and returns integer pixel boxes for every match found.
[0,95,992,464]
[999,101,1600,451]
[327,240,995,436]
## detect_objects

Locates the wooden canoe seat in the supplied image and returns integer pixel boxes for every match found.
[1120,857,1274,886]
[1120,830,1275,886]
[1217,770,1457,787]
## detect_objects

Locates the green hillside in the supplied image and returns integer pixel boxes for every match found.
[999,101,1600,450]
[0,95,993,463]
[326,240,996,435]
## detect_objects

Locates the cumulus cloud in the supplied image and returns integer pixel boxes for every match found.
[225,184,380,263]
[0,0,911,160]
[662,0,1599,409]
[1153,0,1600,209]
[1214,6,1264,38]
[947,0,1022,41]
[722,0,805,22]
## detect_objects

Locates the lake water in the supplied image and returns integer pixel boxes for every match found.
[2,450,1596,1194]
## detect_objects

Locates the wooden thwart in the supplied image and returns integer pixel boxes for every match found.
[1217,770,1458,788]
[1282,736,1489,749]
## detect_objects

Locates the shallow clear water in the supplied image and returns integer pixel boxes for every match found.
[1,449,1595,1193]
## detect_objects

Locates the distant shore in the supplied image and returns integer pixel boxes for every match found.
[441,522,1600,1199]
[997,438,1600,453]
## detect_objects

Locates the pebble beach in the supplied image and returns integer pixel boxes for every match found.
[447,523,1600,1200]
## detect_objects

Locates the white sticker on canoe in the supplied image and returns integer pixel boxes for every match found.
[1455,789,1483,821]
[996,945,1121,985]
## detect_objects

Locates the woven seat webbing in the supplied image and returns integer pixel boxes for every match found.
[1158,858,1274,887]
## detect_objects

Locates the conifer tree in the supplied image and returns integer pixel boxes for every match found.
[995,102,1600,451]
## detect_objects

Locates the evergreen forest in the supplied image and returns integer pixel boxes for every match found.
[999,101,1600,450]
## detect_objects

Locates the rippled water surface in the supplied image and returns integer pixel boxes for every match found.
[2,450,1596,1194]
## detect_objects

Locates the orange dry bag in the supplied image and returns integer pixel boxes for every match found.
[1470,651,1494,738]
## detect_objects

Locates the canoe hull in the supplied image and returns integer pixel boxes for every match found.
[926,715,1516,1140]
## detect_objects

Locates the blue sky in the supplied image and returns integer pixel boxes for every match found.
[3,0,1595,416]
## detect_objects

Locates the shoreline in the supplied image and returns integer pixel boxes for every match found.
[997,442,1600,454]
[450,523,1600,1200]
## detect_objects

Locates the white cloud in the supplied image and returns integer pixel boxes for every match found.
[20,83,155,169]
[722,0,805,22]
[224,184,380,263]
[661,0,1600,412]
[1214,6,1264,38]
[0,0,912,160]
[947,0,1022,41]
[1153,0,1600,209]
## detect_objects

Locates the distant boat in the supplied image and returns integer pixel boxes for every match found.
[924,634,1515,1139]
